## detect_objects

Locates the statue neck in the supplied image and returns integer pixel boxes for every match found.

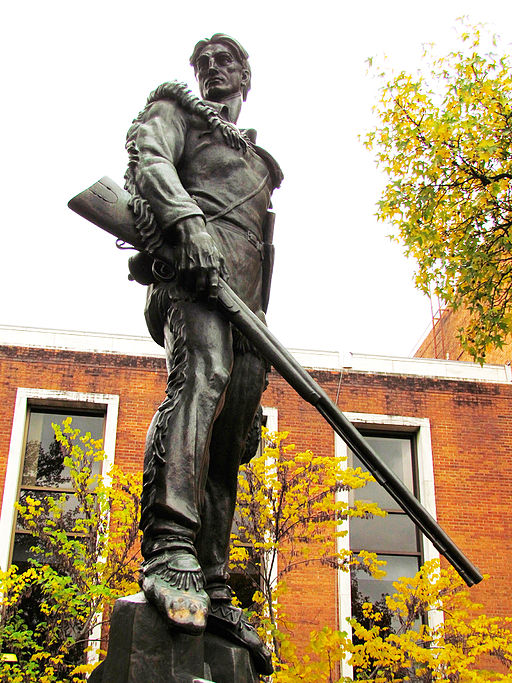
[217,93,243,124]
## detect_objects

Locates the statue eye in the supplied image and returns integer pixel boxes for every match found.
[216,53,233,66]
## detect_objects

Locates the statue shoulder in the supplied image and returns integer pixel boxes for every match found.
[145,81,203,116]
[126,81,203,139]
[253,144,284,190]
[143,98,184,123]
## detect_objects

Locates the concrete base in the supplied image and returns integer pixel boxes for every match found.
[88,593,259,683]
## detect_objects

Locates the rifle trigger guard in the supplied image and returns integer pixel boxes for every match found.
[116,239,137,251]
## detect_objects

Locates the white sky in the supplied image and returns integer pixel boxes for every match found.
[3,0,511,357]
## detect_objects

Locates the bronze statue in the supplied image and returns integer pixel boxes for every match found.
[124,34,282,675]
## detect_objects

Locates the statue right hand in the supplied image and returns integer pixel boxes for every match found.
[173,216,225,305]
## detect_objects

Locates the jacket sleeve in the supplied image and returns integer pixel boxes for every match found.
[133,99,205,231]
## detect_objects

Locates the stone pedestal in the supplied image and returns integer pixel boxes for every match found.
[204,633,258,683]
[88,593,259,683]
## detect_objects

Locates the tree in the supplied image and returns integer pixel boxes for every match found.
[229,428,386,677]
[230,430,512,682]
[365,20,512,363]
[0,418,142,683]
[349,559,512,681]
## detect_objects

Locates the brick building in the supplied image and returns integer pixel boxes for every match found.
[1,324,511,674]
[415,305,512,365]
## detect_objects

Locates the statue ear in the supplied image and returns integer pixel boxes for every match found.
[241,69,250,86]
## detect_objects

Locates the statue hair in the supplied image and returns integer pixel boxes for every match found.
[189,33,251,101]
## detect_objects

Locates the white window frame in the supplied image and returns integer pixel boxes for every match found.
[262,406,278,433]
[335,412,440,679]
[261,407,278,592]
[0,387,119,573]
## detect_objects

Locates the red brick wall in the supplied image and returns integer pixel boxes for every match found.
[416,307,512,364]
[1,344,511,653]
[265,368,512,649]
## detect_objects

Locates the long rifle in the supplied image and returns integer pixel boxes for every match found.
[68,177,483,587]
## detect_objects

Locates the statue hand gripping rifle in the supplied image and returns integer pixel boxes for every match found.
[69,33,482,679]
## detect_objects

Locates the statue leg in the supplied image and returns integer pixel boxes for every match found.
[195,350,273,675]
[195,350,266,583]
[140,299,234,634]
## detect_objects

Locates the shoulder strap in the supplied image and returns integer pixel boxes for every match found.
[205,173,269,224]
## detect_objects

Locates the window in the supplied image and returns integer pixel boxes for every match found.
[12,408,105,570]
[0,389,119,667]
[335,413,440,679]
[0,388,119,573]
[349,434,422,612]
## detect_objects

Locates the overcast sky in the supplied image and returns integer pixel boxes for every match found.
[3,0,511,357]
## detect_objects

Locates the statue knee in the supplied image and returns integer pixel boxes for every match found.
[186,346,232,395]
[206,361,231,395]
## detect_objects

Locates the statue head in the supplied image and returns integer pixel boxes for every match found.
[190,34,251,102]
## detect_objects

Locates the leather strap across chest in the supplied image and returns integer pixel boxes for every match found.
[204,172,269,224]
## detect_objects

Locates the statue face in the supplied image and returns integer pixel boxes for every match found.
[195,43,248,101]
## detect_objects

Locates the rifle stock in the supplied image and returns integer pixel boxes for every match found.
[68,177,483,587]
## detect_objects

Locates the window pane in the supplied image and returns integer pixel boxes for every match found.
[349,433,423,631]
[16,489,93,533]
[350,512,418,552]
[22,412,103,489]
[352,554,421,606]
[350,436,413,510]
[352,554,422,635]
[11,533,39,570]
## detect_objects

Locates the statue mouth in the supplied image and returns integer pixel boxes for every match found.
[205,76,223,88]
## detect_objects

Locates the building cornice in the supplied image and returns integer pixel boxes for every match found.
[0,324,509,384]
